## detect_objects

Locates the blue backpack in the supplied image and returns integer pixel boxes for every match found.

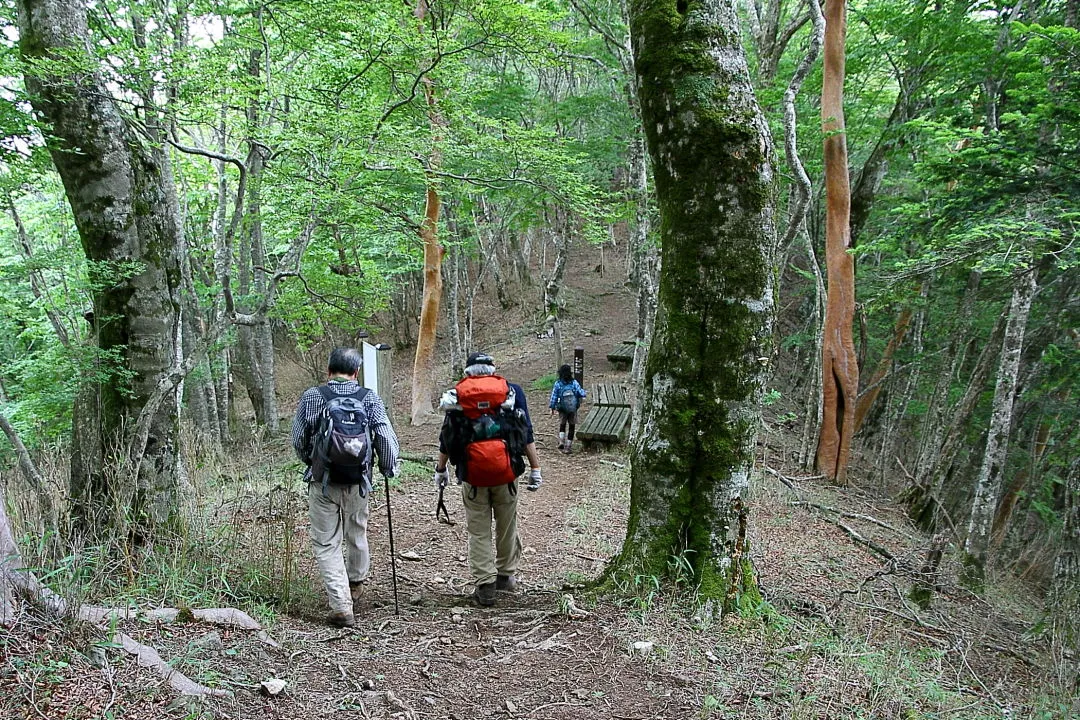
[557,384,580,414]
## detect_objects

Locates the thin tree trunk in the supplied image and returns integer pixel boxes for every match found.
[854,304,914,434]
[543,207,571,370]
[963,267,1038,587]
[777,0,824,261]
[1050,455,1079,690]
[815,0,858,485]
[905,311,1007,531]
[987,423,1038,548]
[0,406,53,530]
[915,271,982,479]
[873,305,923,486]
[6,197,72,347]
[798,226,827,470]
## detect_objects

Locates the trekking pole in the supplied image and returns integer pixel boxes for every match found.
[383,475,400,615]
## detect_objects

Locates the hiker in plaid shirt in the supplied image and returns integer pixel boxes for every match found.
[291,347,399,627]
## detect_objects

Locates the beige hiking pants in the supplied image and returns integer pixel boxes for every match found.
[307,483,370,613]
[461,481,523,586]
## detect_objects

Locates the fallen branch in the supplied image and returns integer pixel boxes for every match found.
[835,519,895,561]
[764,466,824,494]
[790,501,911,536]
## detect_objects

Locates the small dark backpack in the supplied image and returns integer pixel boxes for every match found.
[310,386,372,494]
[557,384,580,414]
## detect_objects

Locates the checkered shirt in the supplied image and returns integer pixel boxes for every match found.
[290,379,400,482]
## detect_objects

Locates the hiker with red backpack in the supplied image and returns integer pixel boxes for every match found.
[433,352,543,607]
[549,364,586,454]
[291,348,400,627]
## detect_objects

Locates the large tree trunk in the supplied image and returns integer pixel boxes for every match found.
[18,0,183,540]
[814,0,858,485]
[611,0,776,614]
[962,267,1038,588]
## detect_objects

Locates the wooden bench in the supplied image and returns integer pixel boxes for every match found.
[594,382,630,408]
[606,338,637,369]
[577,404,630,448]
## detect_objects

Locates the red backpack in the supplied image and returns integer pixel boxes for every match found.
[454,375,518,486]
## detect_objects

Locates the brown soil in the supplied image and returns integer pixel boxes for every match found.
[0,242,1069,719]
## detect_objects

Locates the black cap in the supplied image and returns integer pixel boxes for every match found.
[466,352,495,367]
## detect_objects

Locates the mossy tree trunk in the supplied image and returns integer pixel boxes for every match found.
[18,0,183,540]
[609,0,777,614]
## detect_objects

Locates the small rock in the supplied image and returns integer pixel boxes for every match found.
[192,630,223,652]
[409,593,423,605]
[571,688,590,699]
[524,546,536,555]
[457,555,466,562]
[632,641,654,656]
[399,550,422,561]
[451,614,463,623]
[433,575,445,583]
[259,678,287,697]
[506,699,518,713]
[361,677,376,691]
[87,645,108,669]
[423,696,437,706]
[440,636,452,645]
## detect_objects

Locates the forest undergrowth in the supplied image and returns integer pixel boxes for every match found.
[0,264,1074,720]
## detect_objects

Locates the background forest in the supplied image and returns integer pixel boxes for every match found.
[0,0,1077,718]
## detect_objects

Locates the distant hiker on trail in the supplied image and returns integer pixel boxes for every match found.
[291,347,400,628]
[433,352,543,607]
[549,364,586,454]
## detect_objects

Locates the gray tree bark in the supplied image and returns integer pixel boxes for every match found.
[962,267,1038,587]
[1050,455,1079,691]
[18,0,184,539]
[610,0,777,612]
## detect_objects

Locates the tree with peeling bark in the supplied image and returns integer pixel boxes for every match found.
[814,0,857,486]
[410,0,448,426]
[608,0,777,613]
[17,0,185,538]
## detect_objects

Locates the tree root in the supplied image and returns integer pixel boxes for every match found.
[3,567,277,696]
[117,632,230,697]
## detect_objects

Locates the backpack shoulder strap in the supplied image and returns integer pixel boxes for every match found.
[316,385,370,403]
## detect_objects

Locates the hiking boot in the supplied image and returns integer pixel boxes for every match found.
[350,581,365,602]
[473,582,497,607]
[563,443,573,455]
[495,574,519,592]
[327,610,355,628]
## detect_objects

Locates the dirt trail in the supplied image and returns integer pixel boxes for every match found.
[3,242,1061,719]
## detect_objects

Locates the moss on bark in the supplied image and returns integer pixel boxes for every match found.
[608,0,776,615]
